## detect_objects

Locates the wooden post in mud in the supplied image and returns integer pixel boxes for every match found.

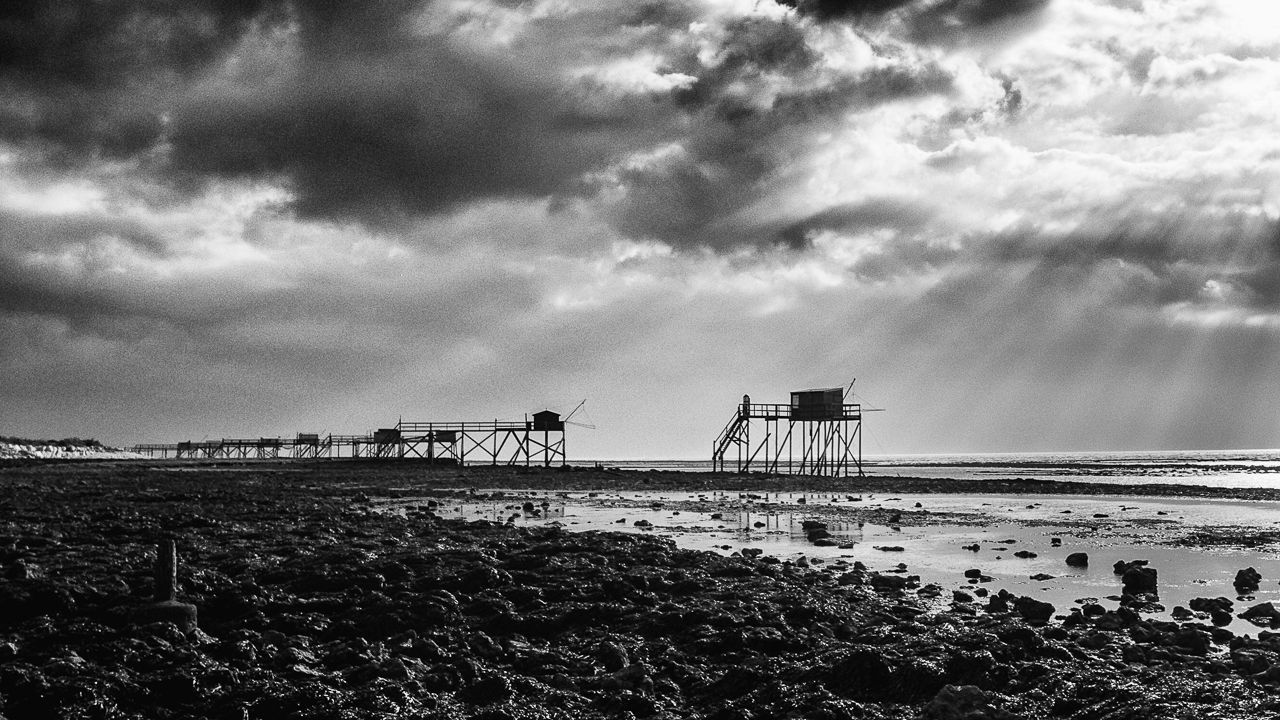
[154,539,177,603]
[134,539,198,632]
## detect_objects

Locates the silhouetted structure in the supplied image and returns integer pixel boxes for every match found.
[134,410,568,467]
[713,388,863,477]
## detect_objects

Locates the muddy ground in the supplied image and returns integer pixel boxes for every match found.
[2,459,1280,719]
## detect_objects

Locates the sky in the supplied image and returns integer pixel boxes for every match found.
[2,0,1279,458]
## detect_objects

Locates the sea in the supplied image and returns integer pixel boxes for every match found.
[573,449,1280,489]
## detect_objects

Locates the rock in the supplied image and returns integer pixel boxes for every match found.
[4,560,36,580]
[1065,552,1088,567]
[920,684,1016,720]
[801,520,827,531]
[837,571,865,586]
[963,569,984,579]
[1234,567,1263,593]
[461,674,513,704]
[1240,602,1280,628]
[597,641,628,672]
[1014,596,1055,623]
[953,591,974,604]
[1170,628,1211,655]
[961,544,980,552]
[874,546,905,552]
[1114,559,1147,575]
[1190,597,1233,614]
[1029,574,1055,581]
[869,574,909,592]
[1122,566,1158,595]
[1013,551,1037,559]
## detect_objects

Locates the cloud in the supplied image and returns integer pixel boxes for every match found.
[3,0,1280,455]
[0,0,278,162]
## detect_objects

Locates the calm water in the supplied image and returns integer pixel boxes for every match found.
[407,489,1280,635]
[576,448,1280,488]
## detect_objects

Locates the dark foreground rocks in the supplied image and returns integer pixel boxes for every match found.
[0,461,1279,719]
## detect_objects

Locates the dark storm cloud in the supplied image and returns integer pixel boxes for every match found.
[595,15,955,249]
[0,0,280,161]
[779,0,1052,44]
[776,0,917,21]
[169,43,643,224]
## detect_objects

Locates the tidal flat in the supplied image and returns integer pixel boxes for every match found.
[2,459,1280,719]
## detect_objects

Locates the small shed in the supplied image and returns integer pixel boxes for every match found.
[373,428,401,444]
[790,388,845,420]
[532,410,564,432]
[296,433,320,444]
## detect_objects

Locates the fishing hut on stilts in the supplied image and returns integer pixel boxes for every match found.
[712,385,866,477]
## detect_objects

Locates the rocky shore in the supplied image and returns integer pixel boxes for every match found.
[2,460,1279,719]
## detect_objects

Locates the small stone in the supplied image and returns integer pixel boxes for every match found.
[1065,552,1089,568]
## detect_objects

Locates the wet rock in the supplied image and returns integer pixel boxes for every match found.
[1029,574,1055,582]
[869,574,909,592]
[1190,597,1233,614]
[597,641,629,672]
[460,674,514,705]
[918,584,944,599]
[920,684,1018,720]
[961,544,980,552]
[1013,551,1037,559]
[1122,566,1158,596]
[837,571,865,587]
[952,591,973,604]
[1240,602,1280,628]
[4,560,37,580]
[1113,559,1147,575]
[1234,567,1263,593]
[874,546,905,552]
[1014,596,1055,623]
[1065,553,1088,567]
[1170,628,1212,655]
[963,569,984,579]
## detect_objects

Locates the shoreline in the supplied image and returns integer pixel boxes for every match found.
[11,456,1280,500]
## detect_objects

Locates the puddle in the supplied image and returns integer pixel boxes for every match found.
[386,490,1280,635]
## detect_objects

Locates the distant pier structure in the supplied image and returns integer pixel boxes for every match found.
[712,387,864,477]
[133,410,568,467]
